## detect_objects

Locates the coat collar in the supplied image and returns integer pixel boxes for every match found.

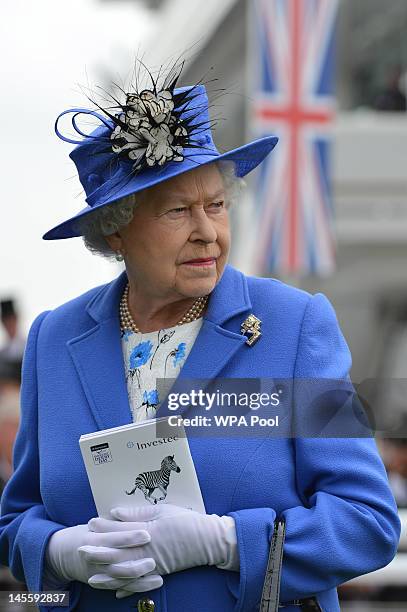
[67,264,252,430]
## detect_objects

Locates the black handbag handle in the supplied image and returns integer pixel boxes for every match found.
[260,518,321,612]
[260,518,286,612]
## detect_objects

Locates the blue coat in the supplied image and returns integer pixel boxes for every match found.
[0,264,400,612]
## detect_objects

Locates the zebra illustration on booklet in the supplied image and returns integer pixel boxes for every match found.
[126,455,181,504]
[79,418,206,516]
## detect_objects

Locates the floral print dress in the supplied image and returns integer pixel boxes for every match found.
[121,318,203,423]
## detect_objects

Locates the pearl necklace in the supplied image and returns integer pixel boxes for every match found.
[119,283,209,333]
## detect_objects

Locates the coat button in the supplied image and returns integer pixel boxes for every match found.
[137,597,155,611]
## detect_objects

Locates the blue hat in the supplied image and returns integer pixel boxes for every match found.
[43,82,278,240]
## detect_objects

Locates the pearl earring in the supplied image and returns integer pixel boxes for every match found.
[115,250,124,262]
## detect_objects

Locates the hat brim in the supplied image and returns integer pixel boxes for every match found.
[42,135,278,240]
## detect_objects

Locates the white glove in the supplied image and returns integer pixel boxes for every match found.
[86,504,239,597]
[45,522,163,595]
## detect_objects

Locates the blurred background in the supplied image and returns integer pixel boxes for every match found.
[0,0,406,609]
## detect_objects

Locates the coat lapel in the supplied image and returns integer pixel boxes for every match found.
[67,270,132,431]
[66,264,252,429]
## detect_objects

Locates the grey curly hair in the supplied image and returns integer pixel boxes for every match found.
[80,160,245,259]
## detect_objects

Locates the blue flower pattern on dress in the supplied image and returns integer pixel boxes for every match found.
[173,342,186,367]
[121,319,203,423]
[130,341,153,369]
[143,389,159,406]
[121,329,133,342]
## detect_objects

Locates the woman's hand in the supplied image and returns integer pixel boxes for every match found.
[87,503,239,599]
[45,522,163,595]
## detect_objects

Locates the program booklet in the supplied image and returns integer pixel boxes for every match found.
[79,416,206,518]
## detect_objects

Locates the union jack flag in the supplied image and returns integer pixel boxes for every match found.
[251,0,339,276]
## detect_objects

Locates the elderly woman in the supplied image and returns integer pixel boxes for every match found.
[0,69,401,612]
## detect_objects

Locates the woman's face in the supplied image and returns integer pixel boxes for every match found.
[106,163,231,301]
